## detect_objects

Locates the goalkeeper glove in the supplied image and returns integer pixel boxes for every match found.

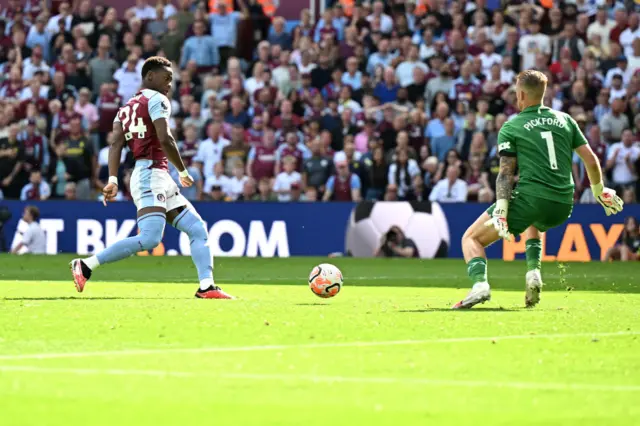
[591,182,624,216]
[484,199,513,242]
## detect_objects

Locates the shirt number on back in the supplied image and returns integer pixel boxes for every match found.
[540,131,558,170]
[119,104,148,141]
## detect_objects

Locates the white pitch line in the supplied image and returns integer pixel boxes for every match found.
[0,330,637,361]
[0,365,638,392]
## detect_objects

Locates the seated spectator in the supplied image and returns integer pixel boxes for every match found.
[605,216,639,262]
[11,205,46,254]
[256,177,277,201]
[301,186,318,202]
[209,184,228,202]
[20,170,51,201]
[204,162,231,197]
[384,183,399,201]
[237,178,257,201]
[323,153,362,202]
[274,156,302,202]
[429,165,468,203]
[227,160,249,200]
[64,182,77,200]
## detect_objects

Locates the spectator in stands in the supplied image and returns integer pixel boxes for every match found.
[236,177,257,201]
[429,164,468,203]
[11,205,46,254]
[323,153,361,202]
[274,155,302,202]
[255,177,276,201]
[114,54,143,102]
[180,20,217,71]
[227,159,249,201]
[209,0,245,72]
[606,129,640,192]
[204,162,230,199]
[605,216,639,261]
[58,116,94,200]
[20,170,50,201]
[222,124,250,175]
[387,148,420,200]
[601,98,631,144]
[431,118,458,163]
[303,138,332,192]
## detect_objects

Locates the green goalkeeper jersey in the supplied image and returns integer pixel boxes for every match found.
[497,104,588,204]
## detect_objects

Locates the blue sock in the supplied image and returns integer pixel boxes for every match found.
[95,212,166,266]
[172,208,213,288]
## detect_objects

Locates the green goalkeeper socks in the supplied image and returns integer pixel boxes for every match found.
[525,238,542,271]
[467,257,487,284]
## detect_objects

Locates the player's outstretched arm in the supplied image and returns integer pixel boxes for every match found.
[484,156,516,241]
[103,121,125,205]
[153,118,193,188]
[575,144,624,216]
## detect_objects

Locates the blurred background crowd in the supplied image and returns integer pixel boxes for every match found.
[0,0,639,205]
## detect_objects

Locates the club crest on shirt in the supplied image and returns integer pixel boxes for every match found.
[157,194,165,202]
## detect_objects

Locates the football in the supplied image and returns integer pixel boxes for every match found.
[308,263,343,298]
[345,201,450,258]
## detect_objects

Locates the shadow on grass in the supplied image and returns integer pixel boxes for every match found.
[294,303,331,306]
[2,296,188,301]
[399,307,521,313]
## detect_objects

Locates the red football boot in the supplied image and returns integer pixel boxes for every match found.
[195,286,235,299]
[69,259,91,292]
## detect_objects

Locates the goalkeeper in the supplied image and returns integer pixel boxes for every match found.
[454,70,624,309]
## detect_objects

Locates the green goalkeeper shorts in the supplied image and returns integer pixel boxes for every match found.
[487,191,574,237]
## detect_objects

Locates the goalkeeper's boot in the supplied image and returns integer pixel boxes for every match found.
[525,269,543,308]
[452,282,491,309]
[195,285,235,299]
[70,259,91,293]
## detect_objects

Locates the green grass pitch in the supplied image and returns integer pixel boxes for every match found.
[0,254,639,426]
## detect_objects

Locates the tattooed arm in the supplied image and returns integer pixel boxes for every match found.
[495,156,517,202]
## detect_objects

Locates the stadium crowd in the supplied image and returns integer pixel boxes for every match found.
[0,0,639,204]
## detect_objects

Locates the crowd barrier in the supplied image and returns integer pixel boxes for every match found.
[1,200,638,261]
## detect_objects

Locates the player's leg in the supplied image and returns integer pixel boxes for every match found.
[526,198,573,306]
[70,207,166,292]
[165,186,234,299]
[523,226,543,307]
[70,165,166,292]
[453,212,501,309]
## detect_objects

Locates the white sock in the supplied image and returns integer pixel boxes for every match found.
[83,255,100,270]
[199,278,214,290]
[472,281,490,291]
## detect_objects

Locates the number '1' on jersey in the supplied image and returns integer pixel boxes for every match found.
[115,89,172,171]
[497,105,588,204]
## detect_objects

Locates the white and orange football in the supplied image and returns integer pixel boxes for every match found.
[308,264,343,298]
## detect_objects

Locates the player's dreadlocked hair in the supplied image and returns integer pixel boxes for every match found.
[516,70,548,101]
[141,56,172,78]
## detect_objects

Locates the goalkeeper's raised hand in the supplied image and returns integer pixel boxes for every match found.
[591,182,624,216]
